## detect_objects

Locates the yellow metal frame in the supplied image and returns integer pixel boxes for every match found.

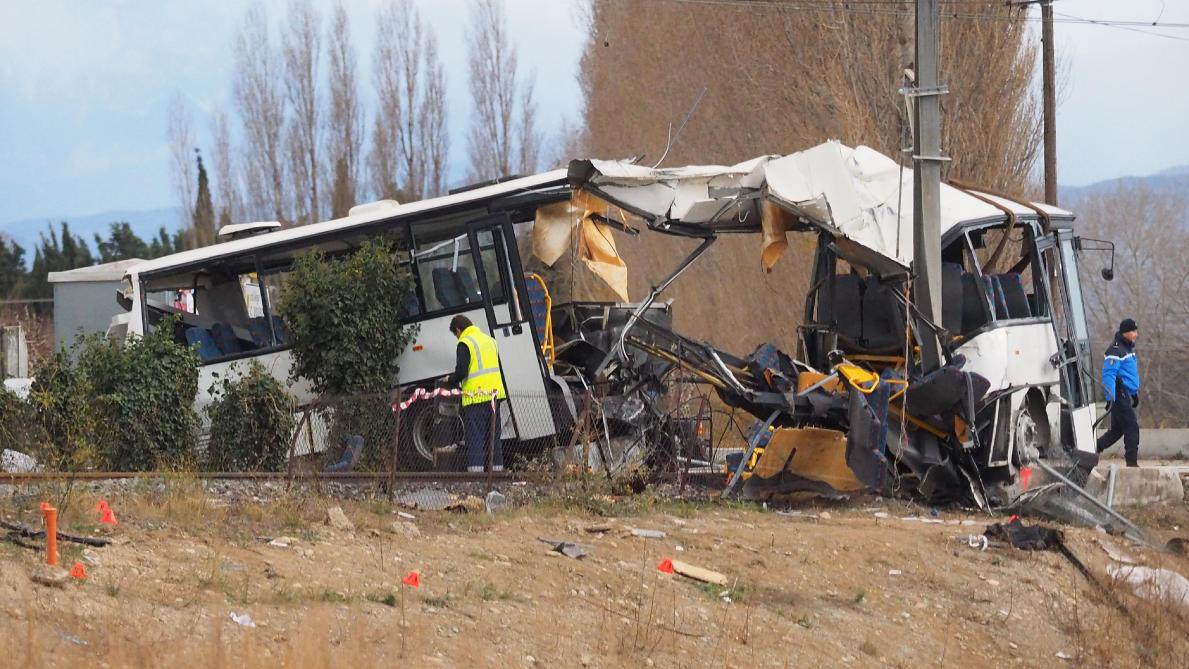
[526,273,555,365]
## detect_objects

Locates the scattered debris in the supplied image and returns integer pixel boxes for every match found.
[58,632,87,646]
[1,520,111,547]
[670,560,727,586]
[539,538,588,559]
[446,496,485,514]
[888,569,902,576]
[30,565,70,588]
[395,489,453,511]
[1107,565,1189,614]
[228,611,257,628]
[326,506,355,532]
[583,524,613,534]
[268,536,296,548]
[81,548,101,565]
[1055,651,1073,661]
[397,511,416,521]
[1166,537,1188,556]
[959,535,989,551]
[485,490,508,514]
[985,519,1061,551]
[630,528,666,539]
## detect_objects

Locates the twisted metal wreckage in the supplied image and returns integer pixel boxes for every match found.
[551,140,1123,526]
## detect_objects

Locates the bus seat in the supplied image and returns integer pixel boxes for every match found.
[860,276,906,352]
[271,316,290,345]
[817,274,863,343]
[994,273,1031,319]
[941,263,963,336]
[454,267,482,303]
[432,268,465,308]
[961,273,990,334]
[211,322,244,356]
[185,327,221,362]
[247,318,270,348]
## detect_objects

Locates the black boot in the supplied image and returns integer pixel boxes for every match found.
[1125,458,1139,468]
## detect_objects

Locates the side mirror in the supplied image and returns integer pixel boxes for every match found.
[1100,268,1114,281]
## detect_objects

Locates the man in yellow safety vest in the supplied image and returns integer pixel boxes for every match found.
[446,315,508,472]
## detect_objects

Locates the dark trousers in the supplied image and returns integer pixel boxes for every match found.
[461,401,504,470]
[1097,383,1139,464]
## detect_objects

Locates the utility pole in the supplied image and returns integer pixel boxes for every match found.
[912,0,945,372]
[1041,0,1057,205]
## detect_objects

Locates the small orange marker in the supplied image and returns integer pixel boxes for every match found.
[657,558,674,574]
[402,571,420,588]
[1019,467,1033,490]
[69,562,87,580]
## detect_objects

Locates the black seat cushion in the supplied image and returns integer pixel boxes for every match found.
[941,263,963,336]
[994,273,1031,319]
[432,268,465,308]
[860,276,906,352]
[818,273,863,342]
[960,273,990,334]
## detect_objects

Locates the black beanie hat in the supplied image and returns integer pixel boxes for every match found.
[1119,318,1138,334]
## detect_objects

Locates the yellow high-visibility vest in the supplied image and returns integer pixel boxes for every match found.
[459,325,507,406]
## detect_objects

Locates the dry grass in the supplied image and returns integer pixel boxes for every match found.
[2,482,1187,668]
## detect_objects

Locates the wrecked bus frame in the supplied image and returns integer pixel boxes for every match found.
[566,141,1113,510]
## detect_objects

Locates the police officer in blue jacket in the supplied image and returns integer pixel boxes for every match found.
[1096,318,1141,466]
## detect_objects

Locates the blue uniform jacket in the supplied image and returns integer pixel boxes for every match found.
[1101,335,1140,402]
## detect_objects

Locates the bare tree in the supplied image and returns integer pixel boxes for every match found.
[282,0,322,225]
[210,109,241,230]
[166,92,196,232]
[325,2,362,218]
[420,32,449,197]
[576,0,1043,352]
[466,0,540,181]
[369,0,450,201]
[1072,182,1189,427]
[233,4,288,223]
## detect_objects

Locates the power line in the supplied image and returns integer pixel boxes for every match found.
[649,0,1189,41]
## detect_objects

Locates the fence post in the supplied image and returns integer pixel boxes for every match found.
[286,403,313,492]
[485,394,497,481]
[388,388,404,493]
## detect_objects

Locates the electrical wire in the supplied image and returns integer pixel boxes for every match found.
[641,0,1189,41]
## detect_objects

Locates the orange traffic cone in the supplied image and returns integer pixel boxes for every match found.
[98,502,118,526]
[402,571,420,588]
[657,558,675,574]
[69,562,87,580]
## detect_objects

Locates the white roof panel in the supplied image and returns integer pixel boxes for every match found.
[127,170,568,277]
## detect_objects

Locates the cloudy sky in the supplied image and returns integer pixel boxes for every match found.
[0,0,1186,224]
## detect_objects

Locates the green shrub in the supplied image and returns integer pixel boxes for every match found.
[27,347,99,471]
[0,386,46,459]
[205,362,295,471]
[279,239,419,396]
[27,318,199,471]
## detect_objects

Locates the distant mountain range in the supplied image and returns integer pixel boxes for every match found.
[0,206,182,261]
[1060,164,1189,203]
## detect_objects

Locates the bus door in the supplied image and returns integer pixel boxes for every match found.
[466,214,556,440]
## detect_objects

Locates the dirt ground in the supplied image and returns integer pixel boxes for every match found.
[1,480,1187,668]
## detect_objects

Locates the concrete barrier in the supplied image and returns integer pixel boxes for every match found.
[1086,464,1186,507]
[1095,428,1189,459]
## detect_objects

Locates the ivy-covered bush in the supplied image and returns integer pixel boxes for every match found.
[279,239,419,470]
[0,385,46,461]
[279,239,419,396]
[28,318,199,471]
[205,362,295,471]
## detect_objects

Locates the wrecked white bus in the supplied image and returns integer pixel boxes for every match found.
[565,141,1116,514]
